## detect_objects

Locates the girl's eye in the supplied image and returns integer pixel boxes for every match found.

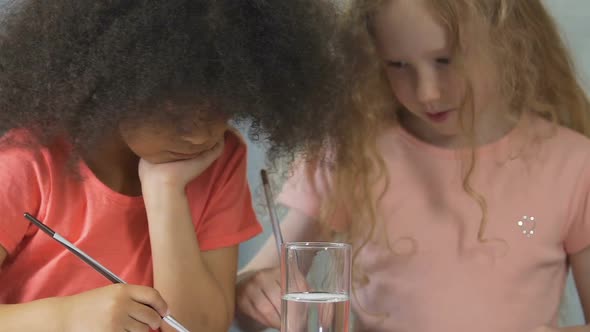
[386,61,408,69]
[436,57,451,65]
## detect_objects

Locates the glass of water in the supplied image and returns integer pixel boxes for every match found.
[280,242,351,332]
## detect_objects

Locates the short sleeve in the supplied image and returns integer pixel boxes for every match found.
[187,132,261,251]
[0,136,43,256]
[276,160,331,219]
[564,161,590,254]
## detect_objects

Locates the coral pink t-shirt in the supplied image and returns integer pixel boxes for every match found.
[0,131,261,303]
[278,115,590,332]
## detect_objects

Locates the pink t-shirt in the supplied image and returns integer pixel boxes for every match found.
[0,131,261,304]
[278,115,590,332]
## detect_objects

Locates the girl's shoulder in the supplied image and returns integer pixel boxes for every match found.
[0,129,69,173]
[534,116,590,154]
[523,114,590,171]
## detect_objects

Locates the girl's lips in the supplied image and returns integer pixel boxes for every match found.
[426,109,454,123]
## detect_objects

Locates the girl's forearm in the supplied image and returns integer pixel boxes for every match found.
[144,188,231,332]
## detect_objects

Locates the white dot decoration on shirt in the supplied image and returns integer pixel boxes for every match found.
[516,215,536,238]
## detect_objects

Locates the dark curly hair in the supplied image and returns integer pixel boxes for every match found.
[0,0,352,160]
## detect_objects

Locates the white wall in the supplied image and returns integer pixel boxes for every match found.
[544,0,590,90]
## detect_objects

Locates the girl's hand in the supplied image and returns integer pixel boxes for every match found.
[60,284,168,332]
[138,139,225,193]
[236,267,310,330]
[236,267,283,329]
